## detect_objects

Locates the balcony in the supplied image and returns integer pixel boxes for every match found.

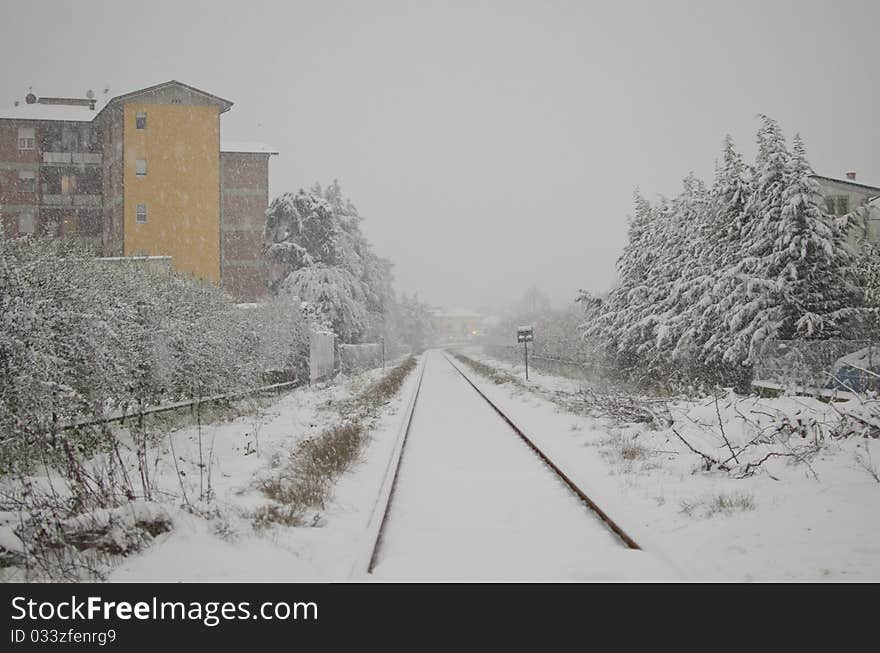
[73,194,102,207]
[41,194,102,207]
[42,194,71,206]
[42,152,102,165]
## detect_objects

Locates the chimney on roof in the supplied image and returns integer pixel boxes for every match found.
[846,171,857,180]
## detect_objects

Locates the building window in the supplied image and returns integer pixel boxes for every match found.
[17,170,36,193]
[61,174,77,194]
[136,159,147,177]
[136,111,147,130]
[136,204,147,223]
[17,127,35,151]
[826,195,850,216]
[18,211,34,235]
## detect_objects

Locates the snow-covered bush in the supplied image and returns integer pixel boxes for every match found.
[0,237,313,577]
[238,296,309,382]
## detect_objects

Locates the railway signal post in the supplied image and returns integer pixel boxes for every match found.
[517,326,534,381]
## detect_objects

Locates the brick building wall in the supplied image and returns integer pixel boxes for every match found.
[0,121,40,237]
[99,106,125,256]
[220,150,272,300]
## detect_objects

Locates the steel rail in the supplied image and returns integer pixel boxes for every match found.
[363,356,428,574]
[443,351,641,551]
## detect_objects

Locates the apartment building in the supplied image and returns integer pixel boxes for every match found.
[220,142,277,300]
[0,80,275,300]
[812,173,880,245]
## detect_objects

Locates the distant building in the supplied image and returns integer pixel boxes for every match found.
[812,173,880,246]
[0,80,276,300]
[432,307,487,341]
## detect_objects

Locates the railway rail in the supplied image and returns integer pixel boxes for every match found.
[362,349,641,577]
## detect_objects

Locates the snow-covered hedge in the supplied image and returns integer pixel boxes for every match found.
[0,238,307,471]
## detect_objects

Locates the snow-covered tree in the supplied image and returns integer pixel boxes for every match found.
[691,136,753,381]
[719,122,857,367]
[264,181,396,344]
[715,115,792,367]
[851,241,880,340]
[280,264,369,343]
[513,287,553,320]
[586,192,661,375]
[582,117,863,392]
[397,293,437,353]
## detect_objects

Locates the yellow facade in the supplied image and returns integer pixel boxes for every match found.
[122,103,220,283]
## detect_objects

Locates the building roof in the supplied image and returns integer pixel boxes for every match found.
[812,174,880,194]
[221,141,279,155]
[0,80,233,122]
[0,102,100,122]
[102,80,233,114]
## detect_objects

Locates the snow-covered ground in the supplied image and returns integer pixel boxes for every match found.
[9,345,875,582]
[457,348,880,581]
[104,364,424,582]
[371,351,674,580]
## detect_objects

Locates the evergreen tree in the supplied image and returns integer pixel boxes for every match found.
[720,115,791,367]
[778,135,858,338]
[584,117,862,391]
[696,136,752,378]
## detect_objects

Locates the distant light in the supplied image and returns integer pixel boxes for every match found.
[471,330,478,335]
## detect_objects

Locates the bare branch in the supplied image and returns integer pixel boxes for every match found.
[714,388,738,463]
[670,427,728,471]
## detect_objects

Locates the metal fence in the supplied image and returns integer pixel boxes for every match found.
[61,379,302,432]
[483,344,599,382]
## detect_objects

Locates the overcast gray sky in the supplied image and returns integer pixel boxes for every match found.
[3,0,878,311]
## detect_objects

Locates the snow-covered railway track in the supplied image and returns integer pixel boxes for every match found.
[442,352,641,551]
[362,350,645,581]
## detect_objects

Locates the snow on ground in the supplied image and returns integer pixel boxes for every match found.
[371,351,675,581]
[28,343,874,583]
[108,364,423,582]
[456,347,880,581]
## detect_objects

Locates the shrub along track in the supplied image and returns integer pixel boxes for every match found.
[363,350,641,579]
